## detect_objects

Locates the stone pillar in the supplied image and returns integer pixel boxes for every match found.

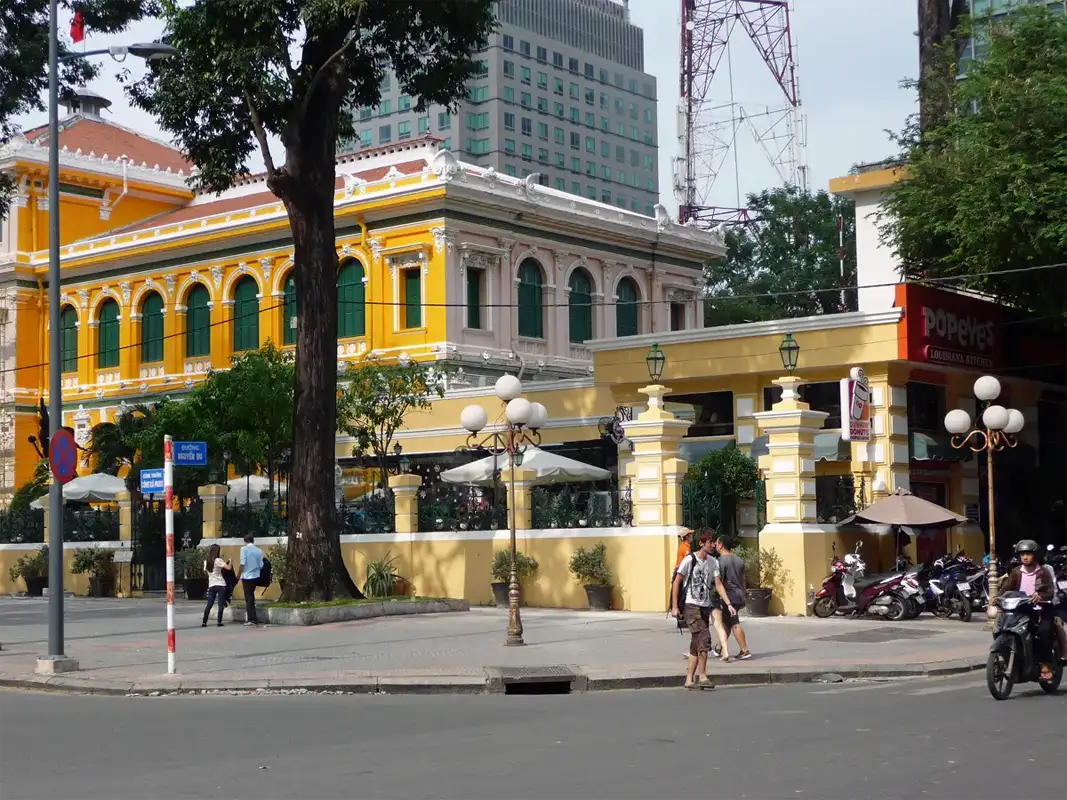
[753,375,830,616]
[119,311,136,381]
[198,484,227,540]
[114,490,134,598]
[389,473,422,534]
[732,376,761,543]
[621,384,692,529]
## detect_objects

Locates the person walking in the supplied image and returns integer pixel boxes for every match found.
[201,543,233,628]
[671,531,734,689]
[236,534,265,627]
[716,535,753,660]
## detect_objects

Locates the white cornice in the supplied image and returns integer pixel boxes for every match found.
[586,309,906,352]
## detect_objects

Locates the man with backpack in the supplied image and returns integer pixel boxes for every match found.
[671,531,734,689]
[237,534,266,627]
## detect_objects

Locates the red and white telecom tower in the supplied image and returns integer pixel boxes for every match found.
[675,0,807,226]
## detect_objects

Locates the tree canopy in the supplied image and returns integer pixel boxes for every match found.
[704,186,857,326]
[880,6,1067,318]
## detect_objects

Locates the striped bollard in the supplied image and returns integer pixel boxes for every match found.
[164,434,176,674]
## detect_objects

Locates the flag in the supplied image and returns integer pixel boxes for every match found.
[71,11,85,43]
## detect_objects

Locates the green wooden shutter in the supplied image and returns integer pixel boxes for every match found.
[517,261,543,338]
[403,269,421,328]
[616,278,638,337]
[97,300,120,368]
[338,261,366,338]
[233,277,259,351]
[186,286,211,357]
[568,269,592,343]
[283,275,298,345]
[60,307,79,373]
[141,293,164,363]
[466,269,482,329]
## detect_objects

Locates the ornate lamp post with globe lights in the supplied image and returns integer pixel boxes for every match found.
[944,375,1025,624]
[460,375,548,647]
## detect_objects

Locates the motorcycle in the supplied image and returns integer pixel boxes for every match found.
[919,555,974,622]
[986,590,1063,700]
[812,542,909,620]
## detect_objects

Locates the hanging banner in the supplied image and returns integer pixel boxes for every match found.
[840,367,871,443]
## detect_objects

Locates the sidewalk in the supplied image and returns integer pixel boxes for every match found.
[0,598,989,695]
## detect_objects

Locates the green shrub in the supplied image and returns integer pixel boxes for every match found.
[363,552,399,598]
[490,549,539,583]
[569,542,612,586]
[266,544,288,582]
[8,545,48,582]
[70,547,115,580]
[175,547,207,580]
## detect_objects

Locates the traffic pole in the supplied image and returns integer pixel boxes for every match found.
[164,434,176,674]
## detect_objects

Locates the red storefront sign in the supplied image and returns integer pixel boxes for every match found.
[896,284,1004,371]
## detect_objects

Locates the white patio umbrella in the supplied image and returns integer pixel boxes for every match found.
[226,474,287,507]
[31,472,127,507]
[440,446,611,487]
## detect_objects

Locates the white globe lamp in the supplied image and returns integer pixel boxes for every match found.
[460,404,488,434]
[982,404,1009,431]
[495,374,523,402]
[1004,408,1025,435]
[527,402,549,430]
[944,409,972,435]
[973,375,1001,402]
[505,397,532,426]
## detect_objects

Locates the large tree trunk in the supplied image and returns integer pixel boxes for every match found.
[271,79,362,601]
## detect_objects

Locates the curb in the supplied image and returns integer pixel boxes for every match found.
[0,658,985,697]
[226,598,470,626]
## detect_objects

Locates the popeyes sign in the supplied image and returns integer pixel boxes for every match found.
[896,284,1003,370]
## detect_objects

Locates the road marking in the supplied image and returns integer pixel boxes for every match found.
[900,680,985,696]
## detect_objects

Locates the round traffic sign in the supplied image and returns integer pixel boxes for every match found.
[50,428,79,485]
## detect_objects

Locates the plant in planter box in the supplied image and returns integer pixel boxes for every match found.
[8,545,48,596]
[568,542,613,611]
[176,548,208,600]
[738,545,789,616]
[70,546,116,598]
[265,544,289,592]
[489,549,539,607]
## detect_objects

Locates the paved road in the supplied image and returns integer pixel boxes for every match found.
[2,673,1063,800]
[0,598,987,687]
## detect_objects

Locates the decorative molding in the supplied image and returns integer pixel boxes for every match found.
[368,238,383,264]
[258,257,273,282]
[175,271,215,305]
[119,281,132,306]
[430,226,455,255]
[210,265,224,289]
[77,288,89,310]
[430,149,461,183]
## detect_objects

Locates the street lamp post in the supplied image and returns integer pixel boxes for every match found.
[460,376,548,646]
[944,375,1025,626]
[42,8,177,668]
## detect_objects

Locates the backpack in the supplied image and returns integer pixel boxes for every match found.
[675,553,699,632]
[256,558,273,588]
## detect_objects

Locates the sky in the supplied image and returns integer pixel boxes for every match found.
[15,1,920,215]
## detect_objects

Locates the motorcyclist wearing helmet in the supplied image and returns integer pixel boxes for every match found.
[1001,539,1056,680]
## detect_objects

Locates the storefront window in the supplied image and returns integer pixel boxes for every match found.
[672,392,734,438]
[763,382,841,428]
[907,382,946,432]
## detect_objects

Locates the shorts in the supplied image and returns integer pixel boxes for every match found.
[684,604,712,656]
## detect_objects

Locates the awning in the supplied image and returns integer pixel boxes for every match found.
[679,438,733,465]
[440,446,610,487]
[910,431,966,462]
[744,432,847,461]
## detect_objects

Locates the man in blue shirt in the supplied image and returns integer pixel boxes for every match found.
[237,534,265,626]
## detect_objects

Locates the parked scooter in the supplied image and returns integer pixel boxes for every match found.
[986,590,1063,700]
[812,542,909,620]
[917,556,972,622]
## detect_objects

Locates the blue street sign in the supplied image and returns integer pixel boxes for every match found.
[173,441,208,467]
[140,468,165,493]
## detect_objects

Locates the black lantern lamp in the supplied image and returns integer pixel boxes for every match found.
[399,456,412,474]
[779,332,800,374]
[645,343,666,383]
[392,442,403,458]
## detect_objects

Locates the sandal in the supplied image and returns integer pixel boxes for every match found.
[697,677,714,689]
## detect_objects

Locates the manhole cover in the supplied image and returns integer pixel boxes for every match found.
[816,627,938,644]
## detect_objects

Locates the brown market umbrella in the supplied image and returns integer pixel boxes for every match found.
[839,489,968,530]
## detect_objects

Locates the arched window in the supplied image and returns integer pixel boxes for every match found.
[141,292,165,363]
[616,277,640,337]
[568,268,593,344]
[337,260,366,338]
[60,306,79,374]
[283,274,298,345]
[232,276,260,352]
[97,299,120,368]
[186,285,211,357]
[517,259,544,339]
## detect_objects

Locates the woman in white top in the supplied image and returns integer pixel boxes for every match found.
[201,543,233,627]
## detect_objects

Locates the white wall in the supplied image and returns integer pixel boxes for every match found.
[854,187,902,312]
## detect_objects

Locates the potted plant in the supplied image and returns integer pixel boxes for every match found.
[569,542,613,611]
[8,545,48,597]
[265,544,289,593]
[739,545,786,617]
[176,547,208,600]
[71,546,116,598]
[363,552,400,598]
[490,549,539,607]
